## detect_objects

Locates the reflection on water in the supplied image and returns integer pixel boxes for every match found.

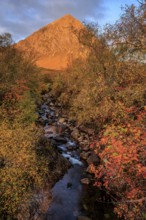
[46,165,84,220]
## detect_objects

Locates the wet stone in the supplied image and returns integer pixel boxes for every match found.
[41,104,48,110]
[82,145,90,152]
[37,118,46,126]
[50,102,54,107]
[67,145,75,151]
[87,152,100,166]
[58,117,66,123]
[81,178,90,185]
[80,152,90,160]
[71,128,80,140]
[53,135,67,144]
[44,133,56,139]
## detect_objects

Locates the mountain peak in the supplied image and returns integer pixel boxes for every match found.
[16,15,87,70]
[61,14,75,19]
[54,14,78,22]
[50,14,82,27]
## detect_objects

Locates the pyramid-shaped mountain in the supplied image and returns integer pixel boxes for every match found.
[16,14,87,70]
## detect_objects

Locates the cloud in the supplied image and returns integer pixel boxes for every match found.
[0,0,106,41]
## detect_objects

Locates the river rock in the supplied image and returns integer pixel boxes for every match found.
[86,166,91,173]
[37,118,46,126]
[57,145,67,152]
[38,110,44,115]
[56,113,59,117]
[87,152,100,166]
[77,136,84,142]
[68,119,76,126]
[44,126,56,134]
[49,111,55,117]
[58,117,66,123]
[66,140,76,148]
[82,145,90,152]
[53,135,67,144]
[79,126,94,135]
[67,144,77,151]
[67,145,74,151]
[45,109,50,114]
[60,123,68,132]
[80,140,89,146]
[49,102,54,107]
[55,102,61,107]
[41,104,48,110]
[41,115,48,121]
[43,93,50,99]
[71,128,80,140]
[80,152,90,160]
[80,178,90,185]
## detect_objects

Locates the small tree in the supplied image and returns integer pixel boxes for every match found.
[105,1,146,60]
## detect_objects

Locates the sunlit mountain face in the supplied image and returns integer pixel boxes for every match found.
[16,14,89,70]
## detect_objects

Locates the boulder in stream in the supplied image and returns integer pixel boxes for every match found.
[71,127,80,140]
[80,151,90,160]
[87,152,100,166]
[53,135,68,144]
[81,178,90,185]
[58,117,66,123]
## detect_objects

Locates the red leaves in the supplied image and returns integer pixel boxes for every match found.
[4,80,29,103]
[100,136,108,145]
[89,108,146,219]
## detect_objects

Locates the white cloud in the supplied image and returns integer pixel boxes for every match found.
[0,0,105,41]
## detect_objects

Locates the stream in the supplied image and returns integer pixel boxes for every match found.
[39,97,88,220]
[38,94,119,220]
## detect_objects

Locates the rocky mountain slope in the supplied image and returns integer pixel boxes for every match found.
[16,14,87,70]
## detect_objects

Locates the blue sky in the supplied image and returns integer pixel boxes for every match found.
[0,0,139,42]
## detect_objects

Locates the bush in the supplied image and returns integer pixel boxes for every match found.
[0,123,42,215]
[89,108,146,219]
[0,33,48,218]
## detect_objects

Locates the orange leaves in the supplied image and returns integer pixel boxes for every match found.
[100,136,108,145]
[4,80,29,103]
[88,109,146,219]
[126,188,142,200]
[3,80,30,120]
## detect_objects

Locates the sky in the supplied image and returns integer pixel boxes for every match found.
[0,0,139,42]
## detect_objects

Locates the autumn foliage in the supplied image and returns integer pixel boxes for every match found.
[0,34,50,218]
[89,108,146,219]
[50,2,146,219]
[0,1,145,219]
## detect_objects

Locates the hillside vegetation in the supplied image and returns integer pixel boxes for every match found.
[50,2,146,220]
[0,33,67,219]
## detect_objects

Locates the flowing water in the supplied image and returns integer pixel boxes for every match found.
[39,98,120,220]
[39,101,86,220]
[46,165,84,220]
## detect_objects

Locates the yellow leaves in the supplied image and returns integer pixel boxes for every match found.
[0,122,43,215]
